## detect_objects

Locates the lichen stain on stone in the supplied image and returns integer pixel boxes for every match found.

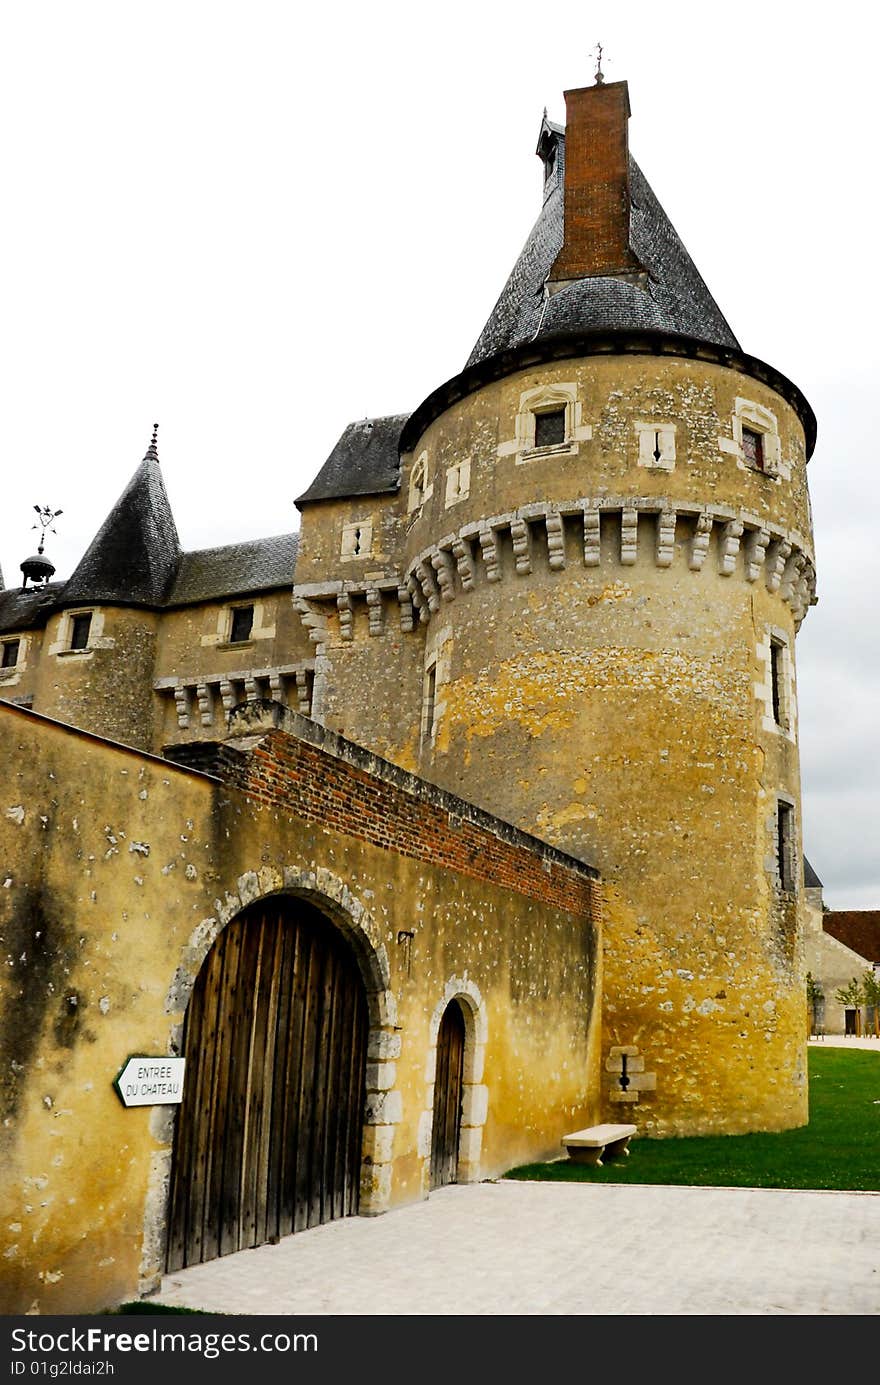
[0,883,79,1132]
[539,802,590,832]
[446,647,741,749]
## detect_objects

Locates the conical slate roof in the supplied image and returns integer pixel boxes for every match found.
[61,433,181,607]
[466,146,740,369]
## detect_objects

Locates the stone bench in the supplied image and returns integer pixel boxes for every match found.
[562,1123,637,1167]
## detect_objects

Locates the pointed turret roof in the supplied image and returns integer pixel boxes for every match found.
[467,82,739,369]
[60,426,181,608]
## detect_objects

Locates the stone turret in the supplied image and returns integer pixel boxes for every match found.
[32,427,180,748]
[295,76,818,1137]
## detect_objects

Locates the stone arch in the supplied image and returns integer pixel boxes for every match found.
[419,976,489,1194]
[138,865,400,1293]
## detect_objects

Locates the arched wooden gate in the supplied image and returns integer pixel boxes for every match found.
[430,999,466,1190]
[166,897,368,1271]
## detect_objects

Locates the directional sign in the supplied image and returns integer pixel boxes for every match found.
[114,1056,186,1108]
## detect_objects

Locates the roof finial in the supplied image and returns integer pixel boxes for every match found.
[145,422,159,462]
[593,41,605,85]
[31,503,63,556]
[20,504,62,590]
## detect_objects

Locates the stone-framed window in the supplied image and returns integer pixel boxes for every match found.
[421,660,437,748]
[203,598,275,650]
[228,604,254,644]
[497,382,592,464]
[408,451,433,513]
[775,797,796,893]
[340,518,373,560]
[756,626,795,740]
[444,458,471,508]
[635,421,676,471]
[732,398,783,476]
[49,608,106,658]
[770,637,786,727]
[70,612,93,650]
[1,638,20,669]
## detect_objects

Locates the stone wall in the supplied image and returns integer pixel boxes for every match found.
[295,349,815,1136]
[0,701,600,1314]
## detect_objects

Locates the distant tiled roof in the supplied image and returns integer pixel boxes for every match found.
[0,584,63,635]
[466,148,740,370]
[168,533,299,606]
[823,912,880,963]
[61,457,181,608]
[297,415,408,505]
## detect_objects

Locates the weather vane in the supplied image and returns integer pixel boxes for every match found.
[593,42,606,85]
[31,503,63,555]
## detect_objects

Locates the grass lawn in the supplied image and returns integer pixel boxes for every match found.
[505,1047,880,1192]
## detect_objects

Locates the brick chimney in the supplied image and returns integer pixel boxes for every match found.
[549,80,642,283]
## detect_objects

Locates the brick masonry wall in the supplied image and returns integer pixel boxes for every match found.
[170,727,600,922]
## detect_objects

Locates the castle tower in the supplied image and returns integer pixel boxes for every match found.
[32,427,180,748]
[294,77,817,1136]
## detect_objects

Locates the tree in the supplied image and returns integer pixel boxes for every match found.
[862,969,880,1038]
[835,976,867,1036]
[806,971,824,1035]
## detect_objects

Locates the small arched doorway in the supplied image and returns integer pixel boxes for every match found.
[430,999,466,1190]
[165,895,368,1271]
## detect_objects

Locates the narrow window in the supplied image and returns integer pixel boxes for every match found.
[742,426,765,470]
[770,638,784,725]
[229,605,254,643]
[534,408,566,448]
[422,664,437,746]
[777,801,794,891]
[70,613,92,650]
[1,639,20,668]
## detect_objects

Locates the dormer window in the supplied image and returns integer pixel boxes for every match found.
[229,605,254,643]
[70,613,92,650]
[534,409,566,448]
[501,382,586,464]
[732,399,782,476]
[1,639,20,669]
[742,427,764,470]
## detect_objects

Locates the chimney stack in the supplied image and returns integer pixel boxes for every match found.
[549,80,642,283]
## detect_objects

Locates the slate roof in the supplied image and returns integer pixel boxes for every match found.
[167,533,299,606]
[804,856,823,889]
[296,415,409,506]
[0,584,63,635]
[61,456,181,608]
[823,912,880,963]
[1,441,299,630]
[466,145,740,369]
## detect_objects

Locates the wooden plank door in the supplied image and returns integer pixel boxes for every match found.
[165,898,368,1271]
[430,1000,466,1190]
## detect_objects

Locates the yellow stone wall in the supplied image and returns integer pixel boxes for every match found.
[297,351,814,1136]
[0,702,600,1314]
[31,606,162,751]
[152,592,313,751]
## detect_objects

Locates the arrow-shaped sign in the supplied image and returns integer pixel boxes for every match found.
[114,1056,186,1108]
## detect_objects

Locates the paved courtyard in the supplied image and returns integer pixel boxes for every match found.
[152,1038,880,1317]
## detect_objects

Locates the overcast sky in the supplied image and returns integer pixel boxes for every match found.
[0,1,876,908]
